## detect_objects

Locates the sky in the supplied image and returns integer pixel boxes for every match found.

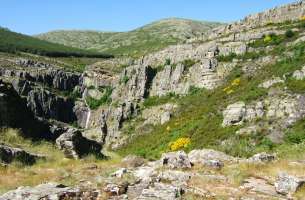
[0,0,296,35]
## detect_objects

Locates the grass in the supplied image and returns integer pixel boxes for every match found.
[0,128,122,194]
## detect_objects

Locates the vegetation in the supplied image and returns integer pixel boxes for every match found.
[36,18,224,58]
[0,28,113,58]
[86,86,113,110]
[0,129,122,194]
[118,40,305,160]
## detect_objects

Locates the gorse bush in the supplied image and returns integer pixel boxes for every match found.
[168,137,190,151]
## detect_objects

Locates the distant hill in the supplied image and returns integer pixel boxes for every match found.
[36,18,224,57]
[0,28,113,58]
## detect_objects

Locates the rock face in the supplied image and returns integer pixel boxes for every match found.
[55,128,102,159]
[0,144,43,165]
[259,77,284,89]
[150,64,189,96]
[0,59,82,91]
[275,172,305,195]
[0,182,81,200]
[27,88,76,123]
[142,103,177,126]
[0,80,51,139]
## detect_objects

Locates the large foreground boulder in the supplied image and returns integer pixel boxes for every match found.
[55,128,103,159]
[274,172,305,195]
[0,144,44,165]
[0,182,81,200]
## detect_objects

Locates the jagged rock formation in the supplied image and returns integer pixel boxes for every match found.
[0,80,51,139]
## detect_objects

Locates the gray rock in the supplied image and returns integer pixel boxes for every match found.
[292,65,305,80]
[222,102,246,126]
[188,149,236,163]
[275,172,305,195]
[55,128,102,159]
[27,88,76,123]
[104,182,129,196]
[247,153,276,163]
[73,101,90,128]
[0,182,81,200]
[158,170,192,184]
[160,151,192,169]
[142,103,177,126]
[259,77,284,89]
[0,144,44,165]
[137,183,182,200]
[241,177,279,197]
[111,168,128,178]
[202,159,224,169]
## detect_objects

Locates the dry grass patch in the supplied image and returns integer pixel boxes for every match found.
[0,129,123,194]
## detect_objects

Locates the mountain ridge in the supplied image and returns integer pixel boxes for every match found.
[36,18,224,57]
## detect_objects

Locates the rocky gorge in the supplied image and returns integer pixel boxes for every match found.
[1,1,305,199]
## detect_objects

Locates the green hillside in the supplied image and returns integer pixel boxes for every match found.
[0,27,113,58]
[36,18,223,57]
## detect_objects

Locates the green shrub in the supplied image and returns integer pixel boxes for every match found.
[120,75,129,85]
[285,29,295,38]
[165,58,171,66]
[86,87,113,109]
[182,59,197,69]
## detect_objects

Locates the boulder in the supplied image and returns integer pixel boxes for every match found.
[0,144,44,165]
[137,183,182,200]
[160,151,192,169]
[274,172,305,195]
[222,102,246,126]
[247,152,276,163]
[55,128,103,159]
[188,149,235,164]
[158,170,192,184]
[0,182,81,200]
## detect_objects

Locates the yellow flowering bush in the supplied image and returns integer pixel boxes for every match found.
[300,16,305,21]
[223,78,240,94]
[264,35,272,43]
[231,78,241,86]
[169,137,190,151]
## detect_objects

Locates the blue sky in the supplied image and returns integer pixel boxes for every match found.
[1,0,296,35]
